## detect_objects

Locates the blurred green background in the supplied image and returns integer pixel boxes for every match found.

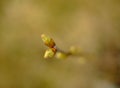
[0,0,120,88]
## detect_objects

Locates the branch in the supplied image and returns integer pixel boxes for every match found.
[41,34,82,59]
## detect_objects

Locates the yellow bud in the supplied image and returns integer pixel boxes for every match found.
[55,52,67,59]
[44,48,56,59]
[69,46,79,54]
[77,57,86,65]
[41,34,55,48]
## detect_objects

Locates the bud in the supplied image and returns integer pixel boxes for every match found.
[44,48,56,59]
[55,52,67,59]
[41,34,55,48]
[69,46,79,54]
[77,57,86,65]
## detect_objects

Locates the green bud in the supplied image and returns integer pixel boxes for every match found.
[55,52,67,59]
[41,34,55,48]
[77,57,86,65]
[44,48,55,59]
[69,46,79,54]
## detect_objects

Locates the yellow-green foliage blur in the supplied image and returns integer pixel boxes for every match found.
[0,0,120,88]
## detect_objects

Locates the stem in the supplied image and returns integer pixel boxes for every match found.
[56,47,72,56]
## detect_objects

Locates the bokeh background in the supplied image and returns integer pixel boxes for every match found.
[0,0,120,88]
